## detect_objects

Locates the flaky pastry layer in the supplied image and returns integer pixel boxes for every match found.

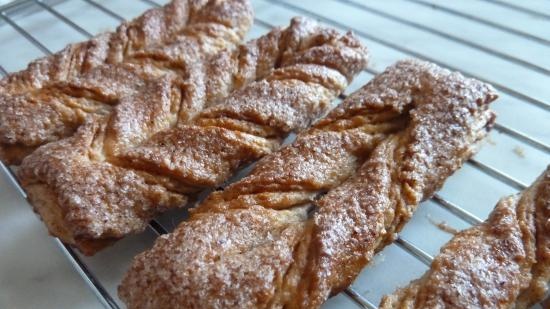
[380,167,550,309]
[119,59,498,308]
[18,18,369,255]
[0,0,253,164]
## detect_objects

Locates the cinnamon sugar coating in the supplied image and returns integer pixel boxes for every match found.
[119,59,498,308]
[0,0,254,165]
[18,18,369,254]
[380,167,550,309]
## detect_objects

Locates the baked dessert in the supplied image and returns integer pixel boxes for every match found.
[380,167,550,309]
[0,0,254,165]
[119,59,498,308]
[18,18,369,255]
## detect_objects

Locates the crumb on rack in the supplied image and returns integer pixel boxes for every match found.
[367,253,385,269]
[513,146,525,158]
[486,136,496,145]
[426,214,459,235]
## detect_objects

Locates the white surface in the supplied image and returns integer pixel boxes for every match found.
[0,170,100,309]
[0,0,548,308]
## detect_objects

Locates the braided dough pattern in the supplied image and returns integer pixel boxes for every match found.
[119,60,498,309]
[0,0,253,164]
[380,167,550,309]
[18,18,369,255]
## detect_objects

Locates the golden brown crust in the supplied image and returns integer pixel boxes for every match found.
[380,167,550,309]
[0,0,254,165]
[119,59,498,309]
[121,206,311,308]
[18,19,369,254]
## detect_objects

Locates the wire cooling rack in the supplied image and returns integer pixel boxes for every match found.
[0,0,548,308]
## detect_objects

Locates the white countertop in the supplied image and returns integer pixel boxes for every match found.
[0,170,100,309]
[0,0,548,308]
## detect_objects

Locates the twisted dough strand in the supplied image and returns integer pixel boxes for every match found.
[0,0,253,164]
[380,167,550,309]
[18,18,369,255]
[119,59,498,309]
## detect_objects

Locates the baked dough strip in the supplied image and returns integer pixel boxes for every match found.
[379,166,550,309]
[0,0,253,165]
[119,59,498,309]
[18,18,369,255]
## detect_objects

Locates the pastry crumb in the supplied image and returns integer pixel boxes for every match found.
[427,214,459,235]
[486,136,496,145]
[513,146,525,158]
[367,253,385,269]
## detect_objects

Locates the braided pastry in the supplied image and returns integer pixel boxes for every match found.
[0,0,253,165]
[18,18,369,255]
[119,59,498,309]
[380,167,550,309]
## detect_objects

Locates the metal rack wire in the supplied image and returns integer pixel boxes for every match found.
[0,0,548,308]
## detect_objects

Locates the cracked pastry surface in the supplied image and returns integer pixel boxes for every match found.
[18,18,369,255]
[119,59,498,309]
[380,167,550,309]
[0,0,254,165]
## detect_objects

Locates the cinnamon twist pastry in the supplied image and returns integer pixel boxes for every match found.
[119,59,498,309]
[18,18,369,255]
[380,167,550,309]
[0,0,253,165]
